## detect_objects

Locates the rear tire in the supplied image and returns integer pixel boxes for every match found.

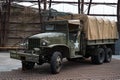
[22,61,35,70]
[50,52,62,74]
[91,48,105,64]
[104,48,112,63]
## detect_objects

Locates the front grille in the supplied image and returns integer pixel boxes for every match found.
[28,38,40,50]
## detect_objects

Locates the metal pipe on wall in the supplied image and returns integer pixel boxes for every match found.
[117,0,120,34]
[87,0,92,15]
[81,0,84,14]
[78,0,80,14]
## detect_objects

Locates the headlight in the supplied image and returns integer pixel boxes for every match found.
[41,39,49,46]
[42,42,47,46]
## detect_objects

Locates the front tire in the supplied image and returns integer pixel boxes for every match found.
[50,52,62,74]
[91,48,105,64]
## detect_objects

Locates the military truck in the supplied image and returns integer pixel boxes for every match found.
[10,15,119,74]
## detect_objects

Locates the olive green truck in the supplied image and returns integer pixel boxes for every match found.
[10,15,119,74]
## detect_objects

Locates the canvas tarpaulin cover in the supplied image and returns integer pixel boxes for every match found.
[83,15,119,40]
[53,14,119,40]
[66,15,119,40]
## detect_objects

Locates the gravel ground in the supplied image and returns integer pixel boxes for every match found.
[0,52,120,80]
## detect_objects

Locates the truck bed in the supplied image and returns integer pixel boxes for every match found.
[87,39,117,45]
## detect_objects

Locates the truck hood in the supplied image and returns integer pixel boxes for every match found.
[29,32,66,39]
[28,32,67,48]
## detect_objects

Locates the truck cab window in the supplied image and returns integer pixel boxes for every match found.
[45,25,54,31]
[45,24,67,33]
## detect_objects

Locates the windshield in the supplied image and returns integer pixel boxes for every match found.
[46,24,54,30]
[44,24,67,32]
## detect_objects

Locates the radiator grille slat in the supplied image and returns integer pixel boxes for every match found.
[28,39,40,50]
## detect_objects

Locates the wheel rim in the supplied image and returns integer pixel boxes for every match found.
[99,52,104,63]
[56,56,62,71]
[107,51,112,61]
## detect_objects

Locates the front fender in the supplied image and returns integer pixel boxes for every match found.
[47,44,70,58]
[48,44,69,48]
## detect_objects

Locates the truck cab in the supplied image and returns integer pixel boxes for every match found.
[10,20,83,74]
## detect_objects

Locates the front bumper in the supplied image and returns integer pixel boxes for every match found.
[10,51,39,63]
